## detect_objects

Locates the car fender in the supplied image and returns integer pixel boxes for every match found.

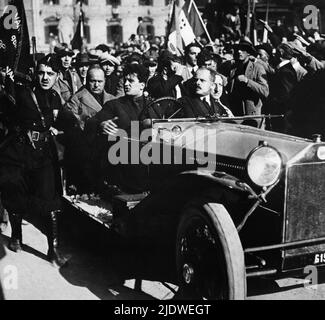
[116,170,252,239]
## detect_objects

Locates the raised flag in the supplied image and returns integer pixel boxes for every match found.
[71,6,85,51]
[167,0,211,55]
[183,0,205,39]
[0,0,31,104]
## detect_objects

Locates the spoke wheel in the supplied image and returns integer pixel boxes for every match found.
[176,203,246,300]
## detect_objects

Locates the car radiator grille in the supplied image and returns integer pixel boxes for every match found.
[284,163,325,258]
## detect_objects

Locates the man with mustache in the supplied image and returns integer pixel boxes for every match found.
[0,54,69,268]
[178,67,232,118]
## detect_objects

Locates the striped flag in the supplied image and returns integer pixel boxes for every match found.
[0,0,31,104]
[167,0,207,56]
[183,0,205,39]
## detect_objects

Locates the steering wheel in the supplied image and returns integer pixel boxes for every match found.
[140,96,184,120]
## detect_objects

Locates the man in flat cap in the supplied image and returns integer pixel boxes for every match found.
[0,54,69,267]
[228,38,269,117]
[53,43,82,104]
[100,52,124,97]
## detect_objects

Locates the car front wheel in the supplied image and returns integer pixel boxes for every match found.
[175,202,246,300]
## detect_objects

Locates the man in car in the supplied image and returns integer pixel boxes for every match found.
[178,67,232,118]
[63,66,115,194]
[86,64,150,194]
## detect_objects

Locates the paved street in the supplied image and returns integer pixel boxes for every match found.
[1,208,325,300]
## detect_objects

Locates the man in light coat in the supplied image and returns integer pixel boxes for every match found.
[63,66,115,194]
[228,39,269,116]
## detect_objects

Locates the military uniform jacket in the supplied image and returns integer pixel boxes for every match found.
[0,84,62,170]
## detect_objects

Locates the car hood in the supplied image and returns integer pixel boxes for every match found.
[154,121,313,164]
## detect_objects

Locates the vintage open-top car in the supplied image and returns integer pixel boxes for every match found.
[64,97,325,300]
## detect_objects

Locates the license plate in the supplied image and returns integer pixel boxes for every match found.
[314,252,325,264]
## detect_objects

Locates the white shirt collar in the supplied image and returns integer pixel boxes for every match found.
[200,95,211,105]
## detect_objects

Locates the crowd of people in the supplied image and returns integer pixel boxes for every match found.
[1,6,325,270]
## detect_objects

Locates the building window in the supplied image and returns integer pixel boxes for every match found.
[139,0,153,6]
[107,0,121,5]
[143,16,155,37]
[44,0,60,5]
[45,25,59,44]
[44,16,60,44]
[107,22,123,44]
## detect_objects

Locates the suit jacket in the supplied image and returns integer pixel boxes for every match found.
[228,60,269,116]
[267,62,298,114]
[178,95,229,118]
[265,61,298,132]
[53,69,82,104]
[64,87,115,131]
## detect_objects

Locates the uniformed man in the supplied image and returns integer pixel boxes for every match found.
[0,54,69,268]
[53,43,82,104]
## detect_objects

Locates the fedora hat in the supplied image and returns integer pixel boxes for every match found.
[235,37,257,56]
[75,53,91,66]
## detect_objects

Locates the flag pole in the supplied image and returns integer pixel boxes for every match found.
[262,0,269,43]
[191,0,213,44]
[245,0,252,37]
[252,0,257,45]
[32,36,37,71]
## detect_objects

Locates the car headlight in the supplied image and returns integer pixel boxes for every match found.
[247,145,282,187]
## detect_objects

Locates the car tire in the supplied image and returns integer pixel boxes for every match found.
[175,202,246,300]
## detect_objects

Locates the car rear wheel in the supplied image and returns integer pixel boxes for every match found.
[176,202,246,300]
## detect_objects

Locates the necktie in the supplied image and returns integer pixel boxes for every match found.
[202,97,212,115]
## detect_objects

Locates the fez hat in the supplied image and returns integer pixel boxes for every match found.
[54,43,74,57]
[100,52,120,66]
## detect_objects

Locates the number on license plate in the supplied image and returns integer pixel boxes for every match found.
[314,253,325,264]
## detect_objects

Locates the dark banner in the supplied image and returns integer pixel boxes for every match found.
[0,0,31,104]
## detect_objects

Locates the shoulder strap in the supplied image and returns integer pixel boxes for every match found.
[27,87,47,129]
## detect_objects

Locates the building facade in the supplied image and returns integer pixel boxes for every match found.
[0,0,171,52]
